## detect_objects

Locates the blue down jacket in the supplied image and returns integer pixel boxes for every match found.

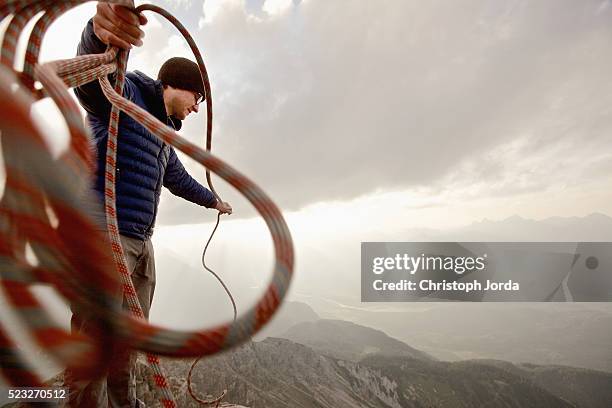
[75,19,217,240]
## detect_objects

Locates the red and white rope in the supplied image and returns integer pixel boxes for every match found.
[0,1,294,406]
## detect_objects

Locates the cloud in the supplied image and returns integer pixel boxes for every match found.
[147,0,612,221]
[8,1,612,227]
[164,0,195,8]
[262,0,293,16]
[199,0,245,26]
[136,0,612,225]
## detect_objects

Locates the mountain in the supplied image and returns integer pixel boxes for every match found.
[473,360,612,408]
[361,355,577,408]
[254,301,320,340]
[312,303,612,373]
[133,337,611,408]
[280,319,434,363]
[441,212,612,241]
[520,363,612,408]
[28,317,612,408]
[140,338,398,408]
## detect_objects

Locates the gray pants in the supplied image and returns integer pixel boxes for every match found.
[65,235,156,408]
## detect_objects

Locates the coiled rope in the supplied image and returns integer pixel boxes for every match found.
[0,1,294,407]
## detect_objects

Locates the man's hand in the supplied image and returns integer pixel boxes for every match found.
[215,201,233,215]
[93,2,147,49]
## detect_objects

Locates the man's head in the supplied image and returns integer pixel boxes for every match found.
[158,57,205,120]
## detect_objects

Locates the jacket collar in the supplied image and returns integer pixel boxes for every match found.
[129,70,183,131]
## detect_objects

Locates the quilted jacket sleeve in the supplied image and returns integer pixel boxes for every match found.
[74,19,133,119]
[163,147,218,208]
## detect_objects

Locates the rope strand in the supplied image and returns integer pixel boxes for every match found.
[186,212,238,406]
[0,2,294,407]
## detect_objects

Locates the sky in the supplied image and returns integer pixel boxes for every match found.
[2,0,612,335]
[18,0,612,226]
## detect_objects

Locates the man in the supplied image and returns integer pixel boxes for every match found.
[66,2,232,407]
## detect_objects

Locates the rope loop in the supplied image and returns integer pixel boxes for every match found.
[0,1,294,406]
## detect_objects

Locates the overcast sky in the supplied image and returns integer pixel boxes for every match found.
[3,0,612,335]
[21,0,612,226]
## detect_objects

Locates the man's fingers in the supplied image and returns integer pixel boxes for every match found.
[103,4,144,42]
[97,29,133,50]
[137,12,148,26]
[111,4,147,37]
[219,205,232,215]
[94,13,142,47]
[110,4,140,26]
[96,4,138,44]
[94,18,134,49]
[95,3,144,47]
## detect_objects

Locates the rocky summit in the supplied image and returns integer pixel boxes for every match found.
[135,336,612,408]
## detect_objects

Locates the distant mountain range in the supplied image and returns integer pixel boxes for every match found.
[254,301,612,374]
[308,302,612,374]
[32,212,611,407]
[254,301,320,341]
[133,322,612,408]
[25,304,611,408]
[281,319,434,363]
[435,212,612,241]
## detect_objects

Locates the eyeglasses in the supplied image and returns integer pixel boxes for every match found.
[193,92,204,105]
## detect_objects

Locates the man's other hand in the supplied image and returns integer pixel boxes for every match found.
[93,2,147,49]
[215,201,233,215]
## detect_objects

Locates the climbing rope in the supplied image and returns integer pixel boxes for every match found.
[186,212,238,407]
[131,6,238,405]
[0,1,294,407]
[133,6,239,405]
[118,5,236,404]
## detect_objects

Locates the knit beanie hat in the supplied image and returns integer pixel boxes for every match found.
[158,57,205,99]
